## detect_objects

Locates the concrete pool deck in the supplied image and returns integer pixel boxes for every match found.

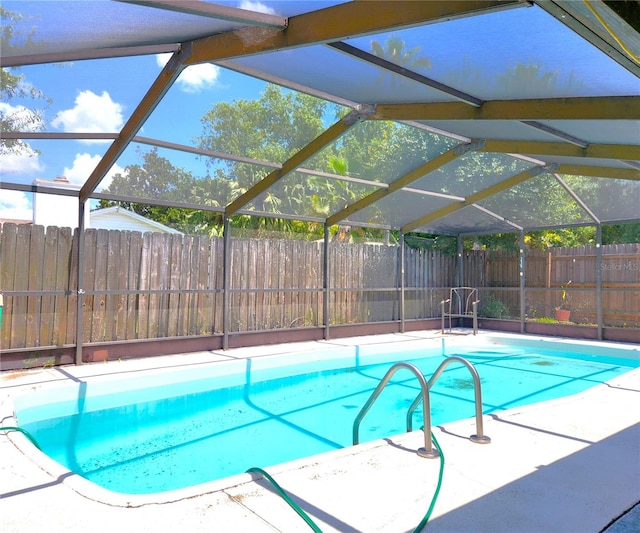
[1,331,639,532]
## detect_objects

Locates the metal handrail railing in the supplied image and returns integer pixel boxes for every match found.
[352,362,439,458]
[408,356,490,444]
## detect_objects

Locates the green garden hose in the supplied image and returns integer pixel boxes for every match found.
[246,432,445,533]
[412,431,445,532]
[0,426,42,451]
[2,423,443,532]
[246,467,323,532]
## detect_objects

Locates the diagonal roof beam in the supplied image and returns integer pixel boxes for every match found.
[373,96,640,121]
[1,44,180,68]
[520,121,589,147]
[470,204,524,231]
[326,41,482,107]
[186,0,527,65]
[80,45,191,202]
[402,163,558,233]
[225,107,373,216]
[482,140,640,161]
[556,165,640,180]
[552,174,601,224]
[118,0,288,28]
[326,140,485,226]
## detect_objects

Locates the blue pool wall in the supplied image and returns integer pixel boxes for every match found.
[13,333,639,428]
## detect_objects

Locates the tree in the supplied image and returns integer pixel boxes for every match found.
[196,84,340,233]
[99,148,209,233]
[370,35,431,70]
[1,6,50,155]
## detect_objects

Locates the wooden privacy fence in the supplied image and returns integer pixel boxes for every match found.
[0,224,454,349]
[468,245,640,325]
[1,222,638,351]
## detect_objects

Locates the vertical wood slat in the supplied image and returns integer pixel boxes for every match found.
[147,232,162,339]
[65,229,79,345]
[39,228,57,346]
[137,232,151,339]
[157,233,171,337]
[196,236,209,335]
[15,224,31,348]
[188,235,200,335]
[114,230,129,341]
[104,229,120,341]
[91,229,109,342]
[0,224,19,349]
[126,231,142,340]
[167,233,182,338]
[178,234,192,336]
[81,230,96,343]
[53,227,72,346]
[26,225,45,346]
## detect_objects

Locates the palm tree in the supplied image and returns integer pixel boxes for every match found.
[370,35,431,70]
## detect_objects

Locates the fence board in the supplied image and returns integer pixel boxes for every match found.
[0,224,18,348]
[91,229,109,342]
[52,227,72,346]
[65,230,79,345]
[104,229,119,341]
[126,231,142,340]
[26,225,45,346]
[12,224,31,348]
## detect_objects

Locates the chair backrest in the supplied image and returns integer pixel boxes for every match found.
[448,287,478,315]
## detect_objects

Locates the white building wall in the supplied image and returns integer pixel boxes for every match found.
[32,177,89,229]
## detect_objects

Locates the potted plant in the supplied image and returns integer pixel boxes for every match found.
[554,281,572,322]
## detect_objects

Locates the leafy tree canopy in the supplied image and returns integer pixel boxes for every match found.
[1,7,50,155]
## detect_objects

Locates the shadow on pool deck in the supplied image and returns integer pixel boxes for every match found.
[420,423,640,533]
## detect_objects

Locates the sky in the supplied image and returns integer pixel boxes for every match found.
[0,1,281,223]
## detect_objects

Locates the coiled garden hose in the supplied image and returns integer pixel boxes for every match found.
[246,466,323,532]
[0,426,42,450]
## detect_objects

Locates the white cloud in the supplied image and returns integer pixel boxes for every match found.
[0,189,33,221]
[62,152,124,190]
[51,90,124,141]
[0,101,45,175]
[239,1,276,15]
[156,54,220,93]
[0,146,44,175]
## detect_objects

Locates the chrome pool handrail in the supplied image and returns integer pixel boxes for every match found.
[352,362,439,458]
[408,356,491,444]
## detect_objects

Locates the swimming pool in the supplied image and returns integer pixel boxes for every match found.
[12,335,640,497]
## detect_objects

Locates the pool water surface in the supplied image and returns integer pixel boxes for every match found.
[15,340,639,495]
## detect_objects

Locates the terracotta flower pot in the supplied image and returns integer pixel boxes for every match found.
[555,308,571,322]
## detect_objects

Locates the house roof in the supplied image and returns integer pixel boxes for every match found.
[90,207,183,234]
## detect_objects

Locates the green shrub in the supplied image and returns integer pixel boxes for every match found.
[479,295,510,319]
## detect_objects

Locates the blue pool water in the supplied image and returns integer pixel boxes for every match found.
[16,340,639,495]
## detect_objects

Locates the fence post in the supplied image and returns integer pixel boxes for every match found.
[74,200,87,365]
[323,224,330,340]
[520,231,525,333]
[457,236,463,287]
[596,225,603,340]
[222,217,230,350]
[399,232,405,333]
